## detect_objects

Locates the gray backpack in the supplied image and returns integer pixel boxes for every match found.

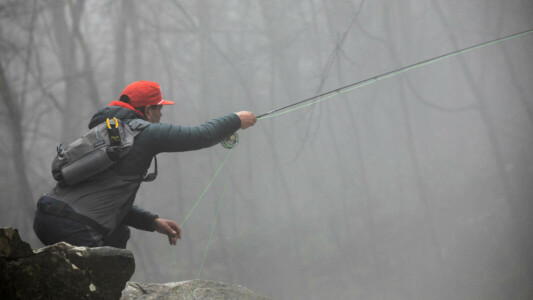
[52,118,149,186]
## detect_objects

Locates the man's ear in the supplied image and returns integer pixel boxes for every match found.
[144,105,152,121]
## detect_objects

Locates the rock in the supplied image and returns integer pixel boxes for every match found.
[0,227,33,259]
[1,227,270,299]
[121,280,272,300]
[0,227,135,300]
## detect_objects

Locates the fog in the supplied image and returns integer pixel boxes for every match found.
[1,1,533,299]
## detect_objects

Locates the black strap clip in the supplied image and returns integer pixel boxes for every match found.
[106,117,121,147]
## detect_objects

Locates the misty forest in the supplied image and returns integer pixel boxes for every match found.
[1,1,533,299]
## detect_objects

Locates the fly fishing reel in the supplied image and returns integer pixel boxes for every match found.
[221,132,239,149]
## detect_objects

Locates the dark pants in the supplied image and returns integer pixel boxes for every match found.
[33,210,130,249]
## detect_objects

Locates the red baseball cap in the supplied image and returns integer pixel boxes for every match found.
[120,81,174,107]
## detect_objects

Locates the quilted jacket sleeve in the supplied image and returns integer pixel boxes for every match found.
[137,113,241,155]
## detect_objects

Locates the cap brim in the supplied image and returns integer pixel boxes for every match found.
[157,99,175,105]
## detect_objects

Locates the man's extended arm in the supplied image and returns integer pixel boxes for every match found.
[139,112,255,154]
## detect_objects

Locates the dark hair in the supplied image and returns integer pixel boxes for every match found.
[135,106,146,115]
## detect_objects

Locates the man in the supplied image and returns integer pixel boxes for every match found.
[33,80,257,248]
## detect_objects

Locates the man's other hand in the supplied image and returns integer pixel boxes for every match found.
[236,111,257,129]
[153,218,182,245]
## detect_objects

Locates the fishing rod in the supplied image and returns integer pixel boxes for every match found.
[221,28,533,148]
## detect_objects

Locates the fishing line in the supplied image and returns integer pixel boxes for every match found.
[180,148,234,229]
[182,155,236,300]
[172,148,234,282]
[173,27,532,289]
[257,28,533,120]
[196,157,235,279]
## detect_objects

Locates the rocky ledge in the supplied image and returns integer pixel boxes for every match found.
[1,227,134,299]
[1,227,271,300]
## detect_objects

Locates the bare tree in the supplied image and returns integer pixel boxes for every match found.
[430,0,533,280]
[0,61,34,224]
[0,0,42,246]
[48,0,101,142]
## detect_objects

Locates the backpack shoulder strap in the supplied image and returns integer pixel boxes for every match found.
[127,119,151,131]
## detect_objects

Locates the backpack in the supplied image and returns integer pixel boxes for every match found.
[52,118,150,186]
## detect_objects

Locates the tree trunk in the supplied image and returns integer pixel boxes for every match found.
[0,60,35,237]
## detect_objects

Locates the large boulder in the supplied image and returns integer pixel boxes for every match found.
[121,280,272,300]
[0,227,135,299]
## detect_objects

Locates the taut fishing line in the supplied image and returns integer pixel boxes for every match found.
[179,28,532,286]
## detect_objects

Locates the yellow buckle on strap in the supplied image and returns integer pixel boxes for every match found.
[106,117,119,129]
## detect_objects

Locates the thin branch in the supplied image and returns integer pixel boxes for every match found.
[353,19,478,112]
